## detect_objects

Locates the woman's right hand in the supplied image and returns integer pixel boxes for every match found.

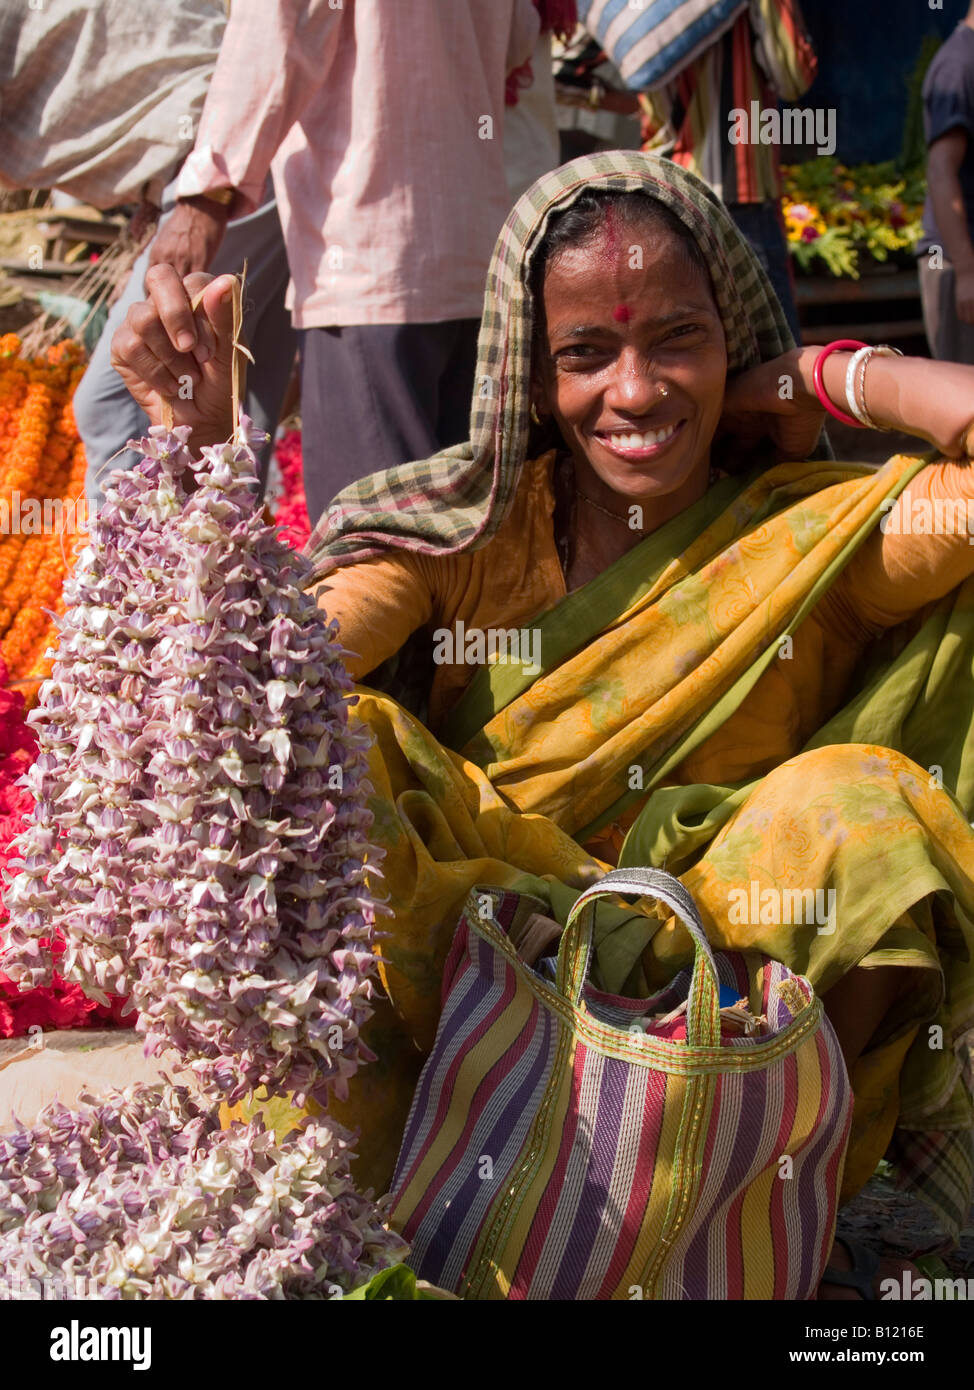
[109,266,238,446]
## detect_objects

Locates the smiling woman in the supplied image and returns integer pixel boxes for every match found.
[527,189,729,591]
[110,151,974,1298]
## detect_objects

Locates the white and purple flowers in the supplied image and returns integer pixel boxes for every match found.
[0,419,407,1297]
[0,1083,407,1299]
[2,419,382,1107]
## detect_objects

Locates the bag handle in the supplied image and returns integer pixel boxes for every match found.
[556,867,722,1047]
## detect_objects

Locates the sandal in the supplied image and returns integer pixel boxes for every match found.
[819,1234,881,1300]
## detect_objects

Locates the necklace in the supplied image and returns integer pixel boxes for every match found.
[553,453,724,584]
[579,461,723,524]
[576,491,635,525]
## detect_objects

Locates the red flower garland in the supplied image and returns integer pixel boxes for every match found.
[0,655,131,1036]
[272,428,311,550]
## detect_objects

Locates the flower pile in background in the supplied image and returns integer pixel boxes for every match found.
[0,1082,406,1298]
[0,335,88,690]
[2,420,380,1107]
[0,654,128,1037]
[780,158,925,279]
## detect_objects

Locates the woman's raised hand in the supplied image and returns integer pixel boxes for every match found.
[725,347,974,460]
[717,351,827,462]
[110,266,237,446]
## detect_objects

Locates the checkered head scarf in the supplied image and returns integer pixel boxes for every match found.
[303,149,804,584]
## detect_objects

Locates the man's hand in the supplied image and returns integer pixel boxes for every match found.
[110,266,237,446]
[147,197,230,278]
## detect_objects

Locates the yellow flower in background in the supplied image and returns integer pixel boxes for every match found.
[780,156,925,274]
[782,200,827,244]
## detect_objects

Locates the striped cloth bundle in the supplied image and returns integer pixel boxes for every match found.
[388,868,852,1300]
[576,0,748,92]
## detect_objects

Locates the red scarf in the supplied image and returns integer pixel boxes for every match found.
[506,0,577,106]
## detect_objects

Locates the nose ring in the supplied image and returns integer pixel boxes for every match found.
[658,383,669,401]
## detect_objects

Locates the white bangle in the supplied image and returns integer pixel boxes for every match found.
[856,345,904,430]
[845,348,874,427]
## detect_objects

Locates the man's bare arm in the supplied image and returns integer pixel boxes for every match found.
[927,128,974,323]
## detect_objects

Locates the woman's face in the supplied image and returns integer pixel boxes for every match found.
[535,213,728,505]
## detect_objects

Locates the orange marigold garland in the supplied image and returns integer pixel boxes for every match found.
[0,337,87,692]
[9,445,88,686]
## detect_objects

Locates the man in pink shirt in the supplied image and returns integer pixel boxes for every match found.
[166,0,542,528]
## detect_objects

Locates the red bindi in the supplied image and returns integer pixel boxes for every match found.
[613,304,631,323]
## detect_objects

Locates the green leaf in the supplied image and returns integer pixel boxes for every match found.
[913,1253,973,1298]
[343,1263,432,1300]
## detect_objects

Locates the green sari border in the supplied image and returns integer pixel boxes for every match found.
[441,471,746,752]
[579,451,935,844]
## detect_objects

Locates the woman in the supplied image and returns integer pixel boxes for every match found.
[112,152,974,1297]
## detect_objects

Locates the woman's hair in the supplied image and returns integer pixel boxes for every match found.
[528,189,714,336]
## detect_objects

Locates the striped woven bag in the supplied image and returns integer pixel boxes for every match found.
[388,868,852,1300]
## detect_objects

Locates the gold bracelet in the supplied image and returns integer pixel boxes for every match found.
[554,84,590,109]
[198,187,235,207]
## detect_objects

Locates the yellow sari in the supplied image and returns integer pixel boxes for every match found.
[240,451,974,1238]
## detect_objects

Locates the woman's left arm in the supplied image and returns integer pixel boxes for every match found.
[793,347,974,457]
[724,348,974,632]
[831,458,974,635]
[799,347,974,632]
[720,348,974,461]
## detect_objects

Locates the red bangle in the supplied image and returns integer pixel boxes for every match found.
[812,339,868,427]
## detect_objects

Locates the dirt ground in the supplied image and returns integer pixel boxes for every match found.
[839,1170,974,1277]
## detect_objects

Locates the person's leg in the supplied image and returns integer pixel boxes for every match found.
[726,199,802,344]
[299,321,477,530]
[226,195,297,499]
[435,318,480,448]
[73,224,161,510]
